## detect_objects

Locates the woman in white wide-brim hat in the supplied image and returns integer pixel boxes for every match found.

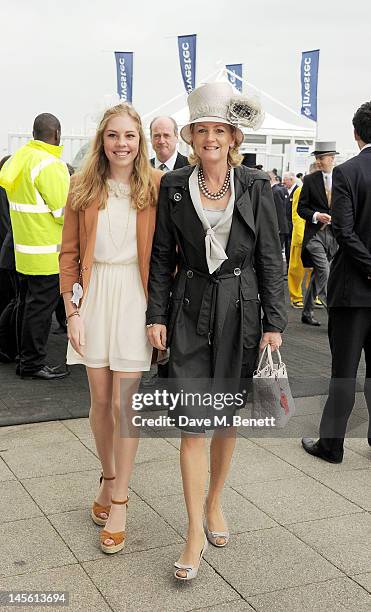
[147,81,287,580]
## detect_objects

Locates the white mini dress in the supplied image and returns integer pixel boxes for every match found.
[66,180,152,372]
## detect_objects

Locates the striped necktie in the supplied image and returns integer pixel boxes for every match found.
[159,163,168,172]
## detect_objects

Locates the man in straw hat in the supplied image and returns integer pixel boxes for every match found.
[302,101,371,462]
[298,141,339,325]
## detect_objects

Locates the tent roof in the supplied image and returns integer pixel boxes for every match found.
[170,106,315,138]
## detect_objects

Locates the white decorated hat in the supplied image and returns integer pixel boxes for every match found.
[180,82,264,146]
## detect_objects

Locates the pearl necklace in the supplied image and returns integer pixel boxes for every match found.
[198,166,231,200]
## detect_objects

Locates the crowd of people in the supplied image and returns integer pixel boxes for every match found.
[0,82,370,580]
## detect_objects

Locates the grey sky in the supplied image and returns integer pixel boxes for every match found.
[1,0,370,160]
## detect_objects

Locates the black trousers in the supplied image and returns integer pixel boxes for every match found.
[0,269,15,315]
[282,234,291,271]
[0,270,18,358]
[55,296,67,331]
[319,307,371,457]
[16,273,60,374]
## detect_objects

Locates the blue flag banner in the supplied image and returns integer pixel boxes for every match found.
[177,35,196,94]
[114,51,133,102]
[300,49,319,122]
[226,64,243,92]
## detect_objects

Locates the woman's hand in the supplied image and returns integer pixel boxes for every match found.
[67,315,85,356]
[147,324,167,351]
[259,331,282,352]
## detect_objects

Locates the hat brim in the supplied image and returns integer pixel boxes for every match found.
[311,151,339,156]
[180,116,244,146]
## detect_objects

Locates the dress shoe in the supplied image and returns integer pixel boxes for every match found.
[302,438,343,463]
[21,365,70,380]
[301,314,321,326]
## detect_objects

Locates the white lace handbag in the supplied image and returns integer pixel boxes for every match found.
[252,344,295,428]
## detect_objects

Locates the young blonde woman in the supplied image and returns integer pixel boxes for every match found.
[59,103,162,554]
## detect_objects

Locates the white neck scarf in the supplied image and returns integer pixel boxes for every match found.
[188,165,235,274]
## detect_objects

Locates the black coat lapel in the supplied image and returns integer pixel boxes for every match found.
[313,171,328,207]
[233,167,256,237]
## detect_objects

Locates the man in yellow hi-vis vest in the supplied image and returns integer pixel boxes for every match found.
[0,114,70,379]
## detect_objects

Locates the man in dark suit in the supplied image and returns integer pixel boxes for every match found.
[302,101,371,462]
[146,116,189,386]
[269,171,289,251]
[298,142,339,325]
[149,116,189,172]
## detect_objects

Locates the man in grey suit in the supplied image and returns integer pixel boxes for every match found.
[302,101,371,462]
[149,116,189,172]
[298,142,339,326]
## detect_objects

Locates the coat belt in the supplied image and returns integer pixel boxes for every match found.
[180,266,247,343]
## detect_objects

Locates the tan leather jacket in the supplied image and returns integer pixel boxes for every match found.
[59,168,163,302]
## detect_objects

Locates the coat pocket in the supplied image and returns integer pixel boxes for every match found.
[241,299,262,349]
[240,271,259,300]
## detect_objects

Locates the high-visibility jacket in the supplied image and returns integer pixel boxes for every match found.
[0,140,70,275]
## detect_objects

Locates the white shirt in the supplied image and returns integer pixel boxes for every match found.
[154,149,178,171]
[360,143,371,152]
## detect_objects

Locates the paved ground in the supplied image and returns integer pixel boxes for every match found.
[0,402,370,611]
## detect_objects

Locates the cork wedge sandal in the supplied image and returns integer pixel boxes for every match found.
[91,473,116,526]
[100,497,129,554]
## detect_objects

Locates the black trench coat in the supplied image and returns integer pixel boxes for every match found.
[146,165,287,383]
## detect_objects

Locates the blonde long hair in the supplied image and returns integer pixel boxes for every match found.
[188,124,243,167]
[71,103,156,211]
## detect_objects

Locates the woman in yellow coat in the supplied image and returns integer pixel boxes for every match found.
[287,186,311,307]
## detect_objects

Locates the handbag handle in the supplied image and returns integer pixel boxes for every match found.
[256,344,283,373]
